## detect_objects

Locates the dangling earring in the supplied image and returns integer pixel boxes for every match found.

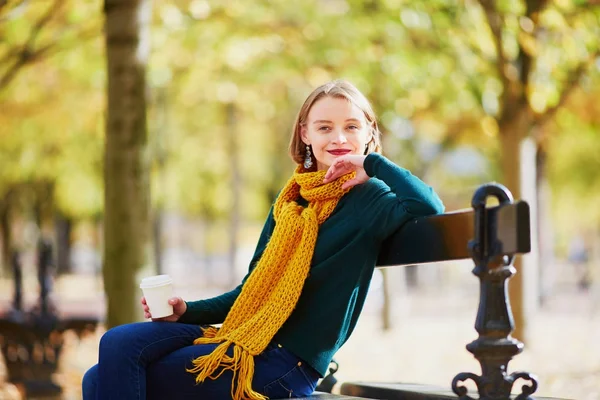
[304,145,313,169]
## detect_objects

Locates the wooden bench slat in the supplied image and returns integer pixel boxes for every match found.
[341,382,456,399]
[377,201,531,267]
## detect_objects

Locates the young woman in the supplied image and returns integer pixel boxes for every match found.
[82,79,444,400]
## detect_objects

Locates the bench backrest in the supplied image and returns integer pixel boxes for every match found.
[340,185,541,400]
[377,201,531,267]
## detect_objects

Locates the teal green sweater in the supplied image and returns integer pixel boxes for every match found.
[178,153,444,377]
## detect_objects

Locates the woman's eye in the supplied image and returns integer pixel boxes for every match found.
[318,126,330,131]
[347,125,358,130]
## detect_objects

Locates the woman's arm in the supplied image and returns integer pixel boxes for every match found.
[324,153,444,241]
[359,152,444,240]
[177,206,276,324]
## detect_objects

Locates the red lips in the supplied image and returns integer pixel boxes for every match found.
[327,149,351,155]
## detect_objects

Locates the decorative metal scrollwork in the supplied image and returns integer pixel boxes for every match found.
[452,372,480,399]
[452,183,539,400]
[510,372,539,399]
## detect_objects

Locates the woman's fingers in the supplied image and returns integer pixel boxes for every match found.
[170,297,186,317]
[151,315,177,322]
[142,297,184,322]
[341,178,360,190]
[324,159,351,182]
[141,297,150,313]
[141,296,150,318]
[341,169,369,190]
[324,165,336,181]
[323,155,364,183]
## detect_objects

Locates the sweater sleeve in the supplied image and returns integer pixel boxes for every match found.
[177,206,276,325]
[359,152,445,241]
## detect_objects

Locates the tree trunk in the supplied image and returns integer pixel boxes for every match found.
[381,268,392,331]
[371,81,394,333]
[34,181,55,238]
[202,215,214,285]
[103,0,152,328]
[536,145,554,306]
[152,87,168,277]
[498,117,527,342]
[0,196,12,277]
[226,103,240,287]
[267,86,295,203]
[55,213,72,275]
[153,212,162,275]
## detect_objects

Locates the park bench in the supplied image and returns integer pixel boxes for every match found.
[0,183,555,399]
[295,183,555,400]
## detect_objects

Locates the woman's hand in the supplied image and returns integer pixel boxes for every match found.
[323,154,369,190]
[141,296,187,322]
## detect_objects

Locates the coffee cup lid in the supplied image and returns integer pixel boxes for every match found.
[140,274,172,289]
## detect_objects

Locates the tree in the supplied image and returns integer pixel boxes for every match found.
[0,0,98,91]
[103,0,152,328]
[0,0,62,90]
[473,0,599,340]
[0,0,100,274]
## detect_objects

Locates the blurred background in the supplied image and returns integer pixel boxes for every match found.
[0,0,599,399]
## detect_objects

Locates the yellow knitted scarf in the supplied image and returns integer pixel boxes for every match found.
[187,166,354,399]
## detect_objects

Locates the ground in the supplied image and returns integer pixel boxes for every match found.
[0,259,598,400]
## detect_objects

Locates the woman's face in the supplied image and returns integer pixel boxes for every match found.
[301,96,372,171]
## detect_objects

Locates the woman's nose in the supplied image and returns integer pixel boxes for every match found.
[332,130,347,143]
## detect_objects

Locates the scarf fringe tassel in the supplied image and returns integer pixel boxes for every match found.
[187,327,267,400]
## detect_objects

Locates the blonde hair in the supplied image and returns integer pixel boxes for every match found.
[289,79,383,166]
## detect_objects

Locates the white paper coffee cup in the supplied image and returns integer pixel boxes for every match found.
[140,274,174,319]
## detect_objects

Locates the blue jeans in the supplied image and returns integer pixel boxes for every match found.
[82,322,319,399]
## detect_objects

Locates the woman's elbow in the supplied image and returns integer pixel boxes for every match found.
[431,198,445,214]
[421,202,444,216]
[425,188,445,215]
[409,197,445,216]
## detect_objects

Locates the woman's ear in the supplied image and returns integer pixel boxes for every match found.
[300,125,309,145]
